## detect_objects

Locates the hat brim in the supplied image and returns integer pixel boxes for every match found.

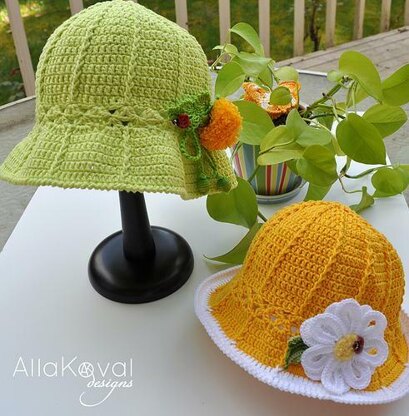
[194,266,409,405]
[0,113,236,200]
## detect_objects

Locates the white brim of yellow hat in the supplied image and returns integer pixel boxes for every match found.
[194,266,409,405]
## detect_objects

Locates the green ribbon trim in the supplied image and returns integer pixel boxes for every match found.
[168,93,232,194]
[179,130,202,162]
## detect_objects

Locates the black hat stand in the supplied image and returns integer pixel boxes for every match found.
[88,191,194,303]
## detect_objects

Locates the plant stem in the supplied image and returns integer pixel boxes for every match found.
[258,210,268,222]
[302,82,344,117]
[352,81,357,113]
[268,63,281,84]
[247,165,260,183]
[339,157,351,177]
[259,139,296,155]
[344,165,393,179]
[230,142,242,162]
[338,177,364,194]
[308,112,344,120]
[210,51,227,72]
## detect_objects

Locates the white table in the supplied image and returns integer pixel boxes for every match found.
[0,161,408,416]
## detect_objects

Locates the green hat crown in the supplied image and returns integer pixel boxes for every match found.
[37,0,211,112]
[0,0,236,199]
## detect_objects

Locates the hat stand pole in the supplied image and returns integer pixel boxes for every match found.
[88,191,194,303]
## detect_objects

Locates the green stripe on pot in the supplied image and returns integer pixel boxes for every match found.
[233,143,303,203]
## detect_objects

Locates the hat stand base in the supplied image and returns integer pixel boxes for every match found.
[88,192,194,304]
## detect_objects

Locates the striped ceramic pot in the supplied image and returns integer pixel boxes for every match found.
[232,143,303,203]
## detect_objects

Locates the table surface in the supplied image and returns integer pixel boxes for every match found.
[0,157,408,415]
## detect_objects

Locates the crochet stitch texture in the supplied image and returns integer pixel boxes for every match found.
[0,0,236,199]
[209,201,407,392]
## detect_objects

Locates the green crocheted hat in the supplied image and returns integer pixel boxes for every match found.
[0,0,237,199]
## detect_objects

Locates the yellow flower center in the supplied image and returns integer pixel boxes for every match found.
[333,333,362,361]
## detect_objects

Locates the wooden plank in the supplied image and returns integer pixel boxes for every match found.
[5,0,35,97]
[218,0,231,44]
[286,33,407,70]
[293,0,305,56]
[175,0,188,30]
[380,0,391,32]
[258,0,270,56]
[353,0,365,40]
[277,33,409,79]
[282,28,405,61]
[278,29,406,69]
[69,0,83,15]
[325,0,337,48]
[405,0,409,25]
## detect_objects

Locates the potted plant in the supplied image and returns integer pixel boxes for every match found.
[206,22,409,264]
[211,23,306,203]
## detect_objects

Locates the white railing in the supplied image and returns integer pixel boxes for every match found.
[4,0,409,98]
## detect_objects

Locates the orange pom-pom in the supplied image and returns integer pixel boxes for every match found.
[199,98,242,151]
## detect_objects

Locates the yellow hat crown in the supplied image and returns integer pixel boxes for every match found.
[209,201,407,391]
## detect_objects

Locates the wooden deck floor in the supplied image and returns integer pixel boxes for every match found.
[279,27,409,77]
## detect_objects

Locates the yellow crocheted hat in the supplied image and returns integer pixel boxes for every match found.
[0,0,238,199]
[195,201,409,404]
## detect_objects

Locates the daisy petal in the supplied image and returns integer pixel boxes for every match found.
[321,359,350,395]
[297,299,389,396]
[335,299,365,333]
[301,344,333,381]
[341,359,373,390]
[360,312,387,339]
[360,338,389,367]
[301,314,347,347]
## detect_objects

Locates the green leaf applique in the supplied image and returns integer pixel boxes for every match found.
[284,336,309,369]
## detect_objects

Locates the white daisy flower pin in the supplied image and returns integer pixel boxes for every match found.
[285,298,389,395]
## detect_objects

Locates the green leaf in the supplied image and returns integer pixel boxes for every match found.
[229,22,264,56]
[275,66,299,82]
[339,51,382,101]
[353,82,369,104]
[234,100,274,145]
[344,82,369,108]
[258,149,303,165]
[350,186,374,213]
[372,167,408,197]
[286,159,299,175]
[335,102,347,112]
[260,125,294,151]
[330,134,345,156]
[336,114,386,165]
[318,115,334,131]
[206,222,262,265]
[213,43,239,55]
[215,61,245,98]
[397,164,409,186]
[327,69,344,83]
[296,127,333,147]
[313,111,334,131]
[363,104,407,138]
[382,64,409,106]
[284,336,308,369]
[286,108,307,136]
[296,145,338,186]
[206,177,258,228]
[232,53,272,78]
[258,66,273,88]
[304,183,331,201]
[269,86,292,105]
